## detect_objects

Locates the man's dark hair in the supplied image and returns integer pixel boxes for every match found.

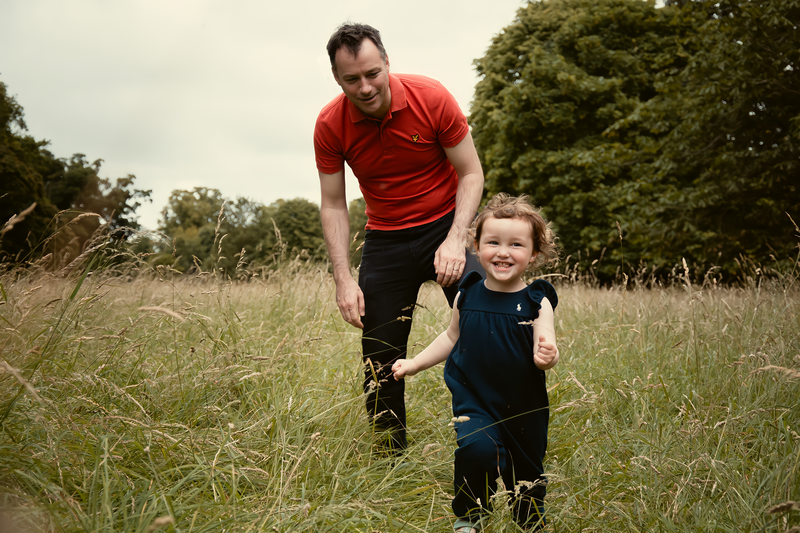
[326,23,387,70]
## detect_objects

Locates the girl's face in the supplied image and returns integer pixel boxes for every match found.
[475,216,537,292]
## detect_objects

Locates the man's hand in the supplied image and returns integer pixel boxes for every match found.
[319,169,365,329]
[434,235,466,287]
[534,335,559,370]
[336,276,365,328]
[391,358,419,380]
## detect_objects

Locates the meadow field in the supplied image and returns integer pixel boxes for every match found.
[0,257,798,532]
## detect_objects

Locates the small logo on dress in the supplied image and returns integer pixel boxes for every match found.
[517,303,522,311]
[411,134,419,142]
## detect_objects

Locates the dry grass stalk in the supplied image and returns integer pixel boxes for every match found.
[748,365,800,380]
[0,202,37,238]
[137,306,185,322]
[147,516,174,532]
[767,501,799,514]
[1,360,46,407]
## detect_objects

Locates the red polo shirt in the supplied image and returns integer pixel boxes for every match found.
[314,74,469,230]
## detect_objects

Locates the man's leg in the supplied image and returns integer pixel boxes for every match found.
[357,211,482,452]
[359,231,425,452]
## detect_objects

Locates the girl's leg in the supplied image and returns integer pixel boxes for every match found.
[501,454,547,529]
[452,414,505,523]
[509,484,546,530]
[453,518,481,533]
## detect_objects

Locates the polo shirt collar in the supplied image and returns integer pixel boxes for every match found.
[347,74,408,123]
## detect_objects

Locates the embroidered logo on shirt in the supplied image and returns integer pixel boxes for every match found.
[517,303,522,311]
[411,134,419,142]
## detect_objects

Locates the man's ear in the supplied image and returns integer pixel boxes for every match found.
[385,54,390,72]
[332,66,341,86]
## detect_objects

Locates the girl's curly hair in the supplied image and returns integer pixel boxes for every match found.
[470,193,559,270]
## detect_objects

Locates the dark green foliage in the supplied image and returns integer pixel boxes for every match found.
[642,0,800,271]
[221,196,280,273]
[42,155,152,266]
[158,187,238,273]
[1,81,151,265]
[0,82,58,260]
[153,192,375,274]
[471,0,799,279]
[46,155,150,231]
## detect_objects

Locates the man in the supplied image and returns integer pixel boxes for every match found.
[314,23,484,452]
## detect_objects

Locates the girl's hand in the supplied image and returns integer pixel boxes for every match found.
[534,335,559,370]
[392,359,418,380]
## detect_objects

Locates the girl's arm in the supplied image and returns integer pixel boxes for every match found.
[533,296,559,370]
[392,294,461,380]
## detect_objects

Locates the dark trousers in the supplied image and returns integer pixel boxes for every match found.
[454,412,547,529]
[358,210,484,451]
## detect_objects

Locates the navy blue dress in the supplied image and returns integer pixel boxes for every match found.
[443,271,558,525]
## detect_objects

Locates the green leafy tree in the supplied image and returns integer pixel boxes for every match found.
[635,0,800,271]
[42,155,152,265]
[158,187,226,272]
[218,197,277,274]
[46,155,151,229]
[269,198,325,259]
[471,0,704,277]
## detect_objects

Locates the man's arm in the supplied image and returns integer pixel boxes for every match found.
[319,170,364,328]
[436,131,485,287]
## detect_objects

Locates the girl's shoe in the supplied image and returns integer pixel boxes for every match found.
[453,518,481,533]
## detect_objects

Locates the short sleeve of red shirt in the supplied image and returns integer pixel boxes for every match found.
[314,95,348,175]
[428,80,469,148]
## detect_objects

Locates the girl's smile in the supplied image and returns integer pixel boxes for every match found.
[475,216,537,292]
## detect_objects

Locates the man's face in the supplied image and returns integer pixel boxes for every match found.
[332,39,391,120]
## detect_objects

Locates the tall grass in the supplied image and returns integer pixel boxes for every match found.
[0,253,798,532]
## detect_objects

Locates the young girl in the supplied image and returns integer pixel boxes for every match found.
[392,193,559,532]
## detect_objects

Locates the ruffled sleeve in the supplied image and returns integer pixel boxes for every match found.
[527,279,558,313]
[456,271,483,310]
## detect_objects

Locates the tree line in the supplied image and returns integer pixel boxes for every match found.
[3,0,798,280]
[138,188,366,276]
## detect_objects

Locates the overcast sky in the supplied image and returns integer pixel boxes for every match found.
[1,0,527,230]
